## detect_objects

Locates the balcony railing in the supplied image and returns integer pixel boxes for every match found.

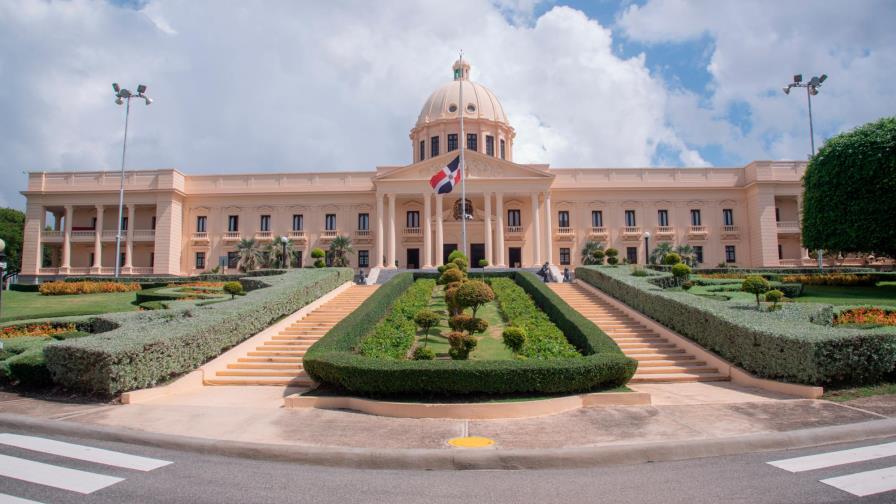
[223,231,241,241]
[655,226,675,236]
[355,229,372,238]
[505,226,523,234]
[688,225,708,235]
[69,267,90,275]
[721,225,740,236]
[131,267,154,274]
[41,230,64,241]
[622,226,641,235]
[101,230,119,240]
[255,231,273,240]
[288,230,306,240]
[70,230,96,241]
[588,227,608,238]
[777,221,800,233]
[38,267,59,275]
[133,229,155,241]
[192,232,209,241]
[556,227,574,235]
[402,227,422,236]
[320,230,338,239]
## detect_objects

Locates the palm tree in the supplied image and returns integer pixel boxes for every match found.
[329,235,354,267]
[581,240,605,265]
[649,242,675,265]
[236,238,263,272]
[265,237,294,268]
[675,244,697,267]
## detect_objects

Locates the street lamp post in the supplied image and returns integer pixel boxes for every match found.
[783,73,827,271]
[0,239,6,320]
[643,231,650,266]
[280,236,289,269]
[112,83,152,278]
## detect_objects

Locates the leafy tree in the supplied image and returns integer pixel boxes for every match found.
[438,268,464,285]
[502,326,526,352]
[455,280,494,318]
[413,310,440,347]
[649,242,674,265]
[236,239,263,271]
[741,275,771,309]
[447,331,477,360]
[663,252,682,265]
[328,235,354,267]
[581,240,605,265]
[223,281,244,299]
[803,116,896,257]
[765,289,784,311]
[265,237,294,268]
[671,262,691,279]
[0,208,25,273]
[675,244,697,267]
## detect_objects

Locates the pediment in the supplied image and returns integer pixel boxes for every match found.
[375,150,553,182]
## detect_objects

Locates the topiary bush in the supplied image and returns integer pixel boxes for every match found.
[448,331,477,360]
[311,248,325,259]
[223,281,244,299]
[478,259,489,268]
[454,280,494,317]
[413,310,440,347]
[766,289,784,311]
[314,259,326,268]
[671,262,691,279]
[4,348,53,387]
[502,326,526,352]
[438,268,465,285]
[449,314,472,331]
[412,346,435,360]
[663,252,682,265]
[741,275,771,309]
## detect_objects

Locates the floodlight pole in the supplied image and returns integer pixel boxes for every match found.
[113,96,131,278]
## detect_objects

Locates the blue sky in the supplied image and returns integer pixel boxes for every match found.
[1,0,893,207]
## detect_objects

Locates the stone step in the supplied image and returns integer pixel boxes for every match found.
[637,359,705,367]
[258,346,309,352]
[238,357,302,363]
[205,377,314,386]
[617,342,678,350]
[629,353,695,361]
[262,341,312,347]
[227,363,301,370]
[635,365,717,374]
[248,350,306,357]
[629,373,728,383]
[216,370,305,377]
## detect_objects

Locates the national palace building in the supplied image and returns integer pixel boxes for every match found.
[20,60,812,282]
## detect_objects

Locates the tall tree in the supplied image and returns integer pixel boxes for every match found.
[648,242,674,265]
[328,235,354,267]
[802,116,896,257]
[580,240,604,265]
[0,208,25,273]
[236,238,263,272]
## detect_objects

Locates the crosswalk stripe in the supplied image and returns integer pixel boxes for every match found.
[767,441,896,472]
[0,433,171,471]
[820,466,896,497]
[0,453,123,494]
[0,494,45,504]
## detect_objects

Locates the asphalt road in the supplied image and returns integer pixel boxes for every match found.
[1,428,895,503]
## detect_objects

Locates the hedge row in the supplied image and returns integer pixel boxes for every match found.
[490,277,580,359]
[303,271,635,396]
[358,278,436,359]
[576,266,896,385]
[43,268,352,395]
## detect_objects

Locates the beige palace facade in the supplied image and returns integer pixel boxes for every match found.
[20,61,812,282]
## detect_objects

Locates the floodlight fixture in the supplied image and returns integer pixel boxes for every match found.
[137,84,147,93]
[793,74,802,83]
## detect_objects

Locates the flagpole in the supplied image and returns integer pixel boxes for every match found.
[459,51,467,258]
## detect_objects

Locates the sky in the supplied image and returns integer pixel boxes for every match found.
[1,0,894,209]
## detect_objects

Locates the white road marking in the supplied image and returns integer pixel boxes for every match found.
[0,433,172,471]
[820,466,896,497]
[0,494,45,504]
[767,441,896,472]
[0,454,123,494]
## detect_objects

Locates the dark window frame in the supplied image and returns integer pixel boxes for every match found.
[508,209,521,227]
[591,210,603,228]
[419,140,425,161]
[196,216,207,233]
[558,210,570,228]
[406,210,420,229]
[430,136,439,157]
[500,139,506,160]
[559,247,571,265]
[227,215,239,232]
[358,250,369,267]
[658,209,669,227]
[260,214,271,232]
[694,245,704,264]
[725,245,736,263]
[325,214,337,231]
[690,209,702,226]
[195,251,206,269]
[467,133,477,151]
[358,213,369,231]
[625,210,636,227]
[292,214,303,231]
[486,135,494,156]
[447,134,458,152]
[723,208,734,226]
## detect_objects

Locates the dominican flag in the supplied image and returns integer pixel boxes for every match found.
[429,155,462,194]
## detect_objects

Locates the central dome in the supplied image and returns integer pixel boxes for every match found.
[415,60,509,129]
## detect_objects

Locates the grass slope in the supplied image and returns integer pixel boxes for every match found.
[0,291,139,323]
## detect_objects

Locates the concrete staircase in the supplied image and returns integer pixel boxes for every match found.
[205,285,378,386]
[549,282,727,384]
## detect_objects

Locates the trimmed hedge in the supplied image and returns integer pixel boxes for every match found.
[359,278,436,359]
[303,271,635,396]
[490,277,580,359]
[43,268,352,395]
[577,266,896,386]
[9,283,40,292]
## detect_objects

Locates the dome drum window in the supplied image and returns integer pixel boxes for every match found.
[466,103,476,113]
[448,104,458,113]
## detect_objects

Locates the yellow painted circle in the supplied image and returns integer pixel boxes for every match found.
[447,436,495,448]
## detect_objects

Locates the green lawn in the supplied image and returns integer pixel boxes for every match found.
[0,290,140,323]
[824,381,896,402]
[793,283,896,307]
[418,285,515,360]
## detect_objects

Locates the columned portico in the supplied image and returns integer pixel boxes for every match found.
[124,204,135,272]
[543,191,553,265]
[91,205,103,273]
[423,193,432,268]
[483,192,492,266]
[61,204,73,273]
[375,193,385,267]
[435,194,444,265]
[531,193,541,265]
[386,193,396,268]
[495,193,505,267]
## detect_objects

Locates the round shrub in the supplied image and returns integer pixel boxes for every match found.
[671,262,691,279]
[455,280,495,317]
[465,317,489,335]
[413,309,440,345]
[449,314,472,331]
[478,259,489,268]
[412,346,435,360]
[310,248,325,259]
[437,264,447,274]
[447,331,477,360]
[592,249,605,264]
[502,326,526,352]
[439,268,465,285]
[223,281,244,299]
[452,257,469,271]
[443,262,458,271]
[681,281,694,291]
[447,250,467,263]
[606,256,619,266]
[605,248,619,258]
[663,252,682,265]
[765,289,784,310]
[741,275,771,308]
[314,259,326,268]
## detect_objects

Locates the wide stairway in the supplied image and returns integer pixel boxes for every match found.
[550,282,727,383]
[205,285,378,386]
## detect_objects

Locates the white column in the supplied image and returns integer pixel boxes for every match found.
[387,193,396,268]
[483,192,492,267]
[531,193,541,266]
[93,205,104,270]
[125,204,135,270]
[423,193,432,268]
[375,193,385,267]
[435,194,444,266]
[544,191,553,265]
[495,193,505,267]
[61,205,72,271]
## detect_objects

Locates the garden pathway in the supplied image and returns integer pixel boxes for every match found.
[205,285,378,386]
[549,282,728,383]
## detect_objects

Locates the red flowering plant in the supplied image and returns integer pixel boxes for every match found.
[1,322,77,339]
[834,307,896,326]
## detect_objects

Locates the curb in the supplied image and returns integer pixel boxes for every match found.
[1,413,896,470]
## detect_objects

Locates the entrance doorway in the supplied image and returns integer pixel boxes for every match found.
[442,244,457,265]
[406,248,420,270]
[509,247,522,268]
[470,244,485,267]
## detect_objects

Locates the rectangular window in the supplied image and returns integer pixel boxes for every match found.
[723,209,734,226]
[560,248,571,265]
[775,207,781,222]
[467,133,477,151]
[227,215,239,232]
[625,210,636,227]
[293,250,303,268]
[119,252,126,268]
[500,139,506,160]
[358,250,369,268]
[431,136,439,157]
[195,252,206,269]
[447,134,458,152]
[486,135,495,156]
[658,209,669,227]
[725,245,736,263]
[778,244,783,260]
[419,140,425,161]
[292,214,303,231]
[358,213,369,231]
[406,210,420,228]
[227,251,239,269]
[558,210,570,228]
[325,214,336,231]
[508,209,521,227]
[260,215,271,232]
[694,246,704,264]
[151,216,156,230]
[626,247,638,264]
[196,216,207,233]
[591,210,603,228]
[690,209,702,226]
[121,217,128,231]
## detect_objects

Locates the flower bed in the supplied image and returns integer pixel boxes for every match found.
[1,322,77,339]
[304,271,635,397]
[782,274,878,287]
[490,278,579,359]
[835,307,896,326]
[39,281,142,296]
[359,279,436,359]
[577,266,896,385]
